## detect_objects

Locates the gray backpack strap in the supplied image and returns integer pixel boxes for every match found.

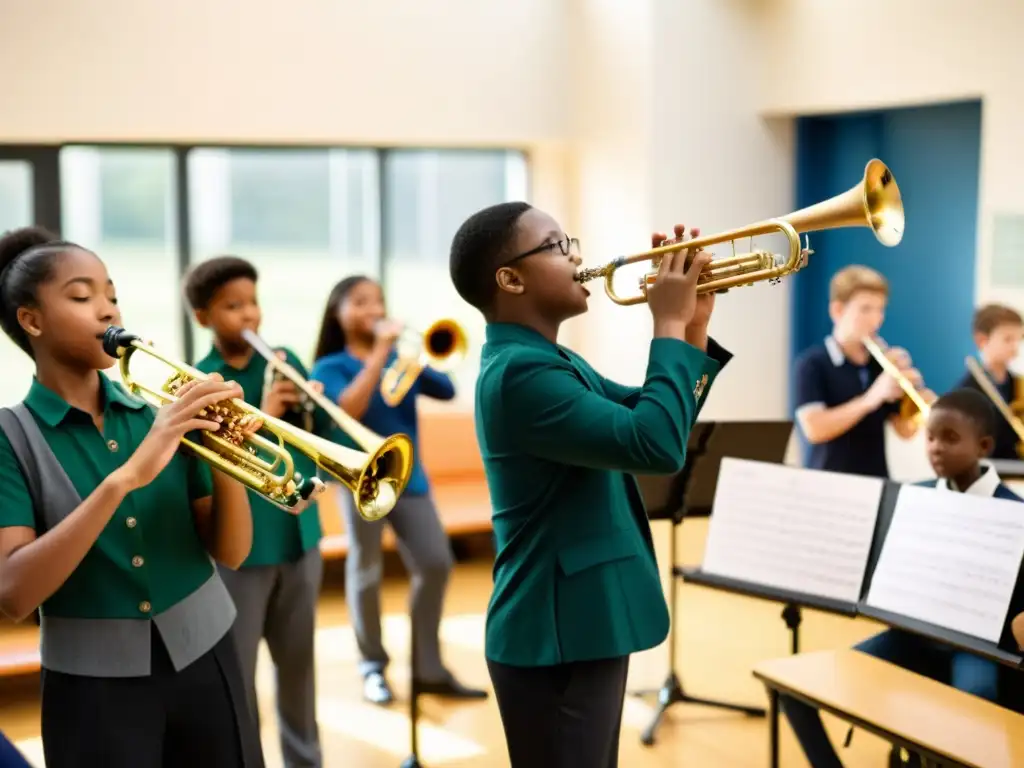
[0,404,82,533]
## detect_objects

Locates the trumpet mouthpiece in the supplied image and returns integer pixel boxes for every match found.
[102,326,140,358]
[574,265,610,284]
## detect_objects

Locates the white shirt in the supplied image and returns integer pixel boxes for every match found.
[933,463,1003,496]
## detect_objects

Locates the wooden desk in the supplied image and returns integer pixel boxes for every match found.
[753,649,1024,768]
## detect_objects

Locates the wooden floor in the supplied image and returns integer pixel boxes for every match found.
[0,519,902,767]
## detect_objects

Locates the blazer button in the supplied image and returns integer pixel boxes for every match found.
[107,439,119,452]
[132,555,145,568]
[126,517,137,529]
[139,601,152,614]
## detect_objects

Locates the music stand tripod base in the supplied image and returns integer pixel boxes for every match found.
[634,568,767,746]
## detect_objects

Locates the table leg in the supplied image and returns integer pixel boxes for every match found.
[769,688,779,768]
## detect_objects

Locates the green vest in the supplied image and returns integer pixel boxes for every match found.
[194,345,326,566]
[475,323,730,666]
[0,374,218,620]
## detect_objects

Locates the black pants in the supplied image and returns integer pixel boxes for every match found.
[487,655,630,768]
[40,627,265,768]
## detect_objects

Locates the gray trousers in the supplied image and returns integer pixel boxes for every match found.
[340,489,455,682]
[218,547,324,768]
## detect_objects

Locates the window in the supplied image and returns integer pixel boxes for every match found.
[0,144,528,412]
[188,148,380,367]
[59,147,181,386]
[382,149,528,410]
[0,160,37,408]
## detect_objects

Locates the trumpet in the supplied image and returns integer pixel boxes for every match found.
[964,355,1024,458]
[103,326,413,521]
[862,336,935,425]
[575,158,904,306]
[379,318,468,407]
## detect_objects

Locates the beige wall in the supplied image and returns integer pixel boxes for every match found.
[0,0,568,146]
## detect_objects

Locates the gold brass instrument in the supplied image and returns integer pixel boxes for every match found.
[103,326,413,521]
[239,328,415,521]
[379,318,467,407]
[862,336,935,425]
[575,158,904,305]
[964,355,1024,458]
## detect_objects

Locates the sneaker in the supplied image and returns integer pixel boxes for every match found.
[363,672,394,706]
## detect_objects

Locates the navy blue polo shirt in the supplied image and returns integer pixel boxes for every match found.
[954,367,1019,460]
[794,337,900,478]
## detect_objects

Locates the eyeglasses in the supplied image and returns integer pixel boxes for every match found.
[505,237,581,266]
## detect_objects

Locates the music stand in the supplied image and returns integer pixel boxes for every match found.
[631,420,794,746]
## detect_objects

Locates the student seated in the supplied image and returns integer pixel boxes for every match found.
[780,388,1023,768]
[954,303,1024,460]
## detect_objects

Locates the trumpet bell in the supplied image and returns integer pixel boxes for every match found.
[422,318,468,370]
[783,158,904,248]
[380,318,468,407]
[261,413,413,522]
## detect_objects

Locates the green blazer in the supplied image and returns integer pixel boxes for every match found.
[475,322,731,667]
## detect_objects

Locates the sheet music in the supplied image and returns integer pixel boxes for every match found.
[701,458,884,603]
[865,484,1024,643]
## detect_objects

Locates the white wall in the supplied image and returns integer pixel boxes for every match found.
[0,0,568,146]
[563,0,795,422]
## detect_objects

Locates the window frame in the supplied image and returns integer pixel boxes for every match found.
[0,141,532,366]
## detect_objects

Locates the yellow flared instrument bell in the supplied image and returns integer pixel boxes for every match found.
[575,158,905,305]
[103,326,413,521]
[862,336,936,426]
[379,318,468,407]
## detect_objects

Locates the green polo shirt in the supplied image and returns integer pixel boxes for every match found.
[194,345,325,567]
[0,374,217,620]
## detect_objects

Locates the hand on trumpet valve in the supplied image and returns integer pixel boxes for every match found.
[659,224,717,328]
[123,376,252,491]
[646,224,714,332]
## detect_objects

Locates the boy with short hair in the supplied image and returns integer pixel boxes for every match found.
[184,256,329,768]
[794,264,929,478]
[954,303,1024,460]
[781,388,1024,768]
[449,203,730,768]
